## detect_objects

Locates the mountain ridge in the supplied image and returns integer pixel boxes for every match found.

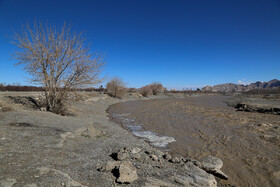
[202,79,280,92]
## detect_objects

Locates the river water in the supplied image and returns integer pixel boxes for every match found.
[107,95,280,187]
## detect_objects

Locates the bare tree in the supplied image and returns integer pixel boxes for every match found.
[106,77,127,98]
[11,22,104,114]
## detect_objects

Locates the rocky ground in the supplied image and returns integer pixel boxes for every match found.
[225,94,280,115]
[0,92,229,187]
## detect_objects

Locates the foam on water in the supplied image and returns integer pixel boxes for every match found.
[132,130,176,147]
[111,112,176,148]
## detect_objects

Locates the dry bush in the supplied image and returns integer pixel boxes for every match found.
[128,87,137,93]
[150,83,164,95]
[11,22,104,115]
[106,77,127,98]
[139,85,153,97]
[140,83,164,97]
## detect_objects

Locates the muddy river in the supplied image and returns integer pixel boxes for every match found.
[107,95,280,187]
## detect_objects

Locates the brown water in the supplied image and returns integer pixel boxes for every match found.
[108,95,280,187]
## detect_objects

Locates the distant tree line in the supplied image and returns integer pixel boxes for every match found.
[0,83,104,92]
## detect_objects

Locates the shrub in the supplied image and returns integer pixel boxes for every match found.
[106,77,127,98]
[128,87,137,93]
[139,85,153,97]
[140,82,164,97]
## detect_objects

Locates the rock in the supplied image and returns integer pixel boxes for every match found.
[174,175,190,186]
[182,158,191,163]
[40,107,47,111]
[171,156,181,163]
[0,106,2,111]
[105,161,121,171]
[144,177,177,187]
[192,160,202,168]
[117,148,129,161]
[117,161,138,184]
[130,147,141,154]
[131,153,141,160]
[200,156,223,170]
[182,162,217,187]
[258,123,272,127]
[0,178,17,187]
[199,156,228,180]
[163,153,172,160]
[150,154,159,161]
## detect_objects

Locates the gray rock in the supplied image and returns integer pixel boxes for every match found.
[199,156,228,180]
[40,107,47,111]
[117,148,129,161]
[163,153,172,160]
[192,160,202,168]
[181,162,217,187]
[130,147,141,154]
[171,156,181,163]
[117,161,138,184]
[0,178,17,187]
[174,175,191,186]
[131,153,141,159]
[145,177,177,187]
[150,154,159,161]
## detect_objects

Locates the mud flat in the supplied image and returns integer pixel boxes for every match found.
[108,95,280,187]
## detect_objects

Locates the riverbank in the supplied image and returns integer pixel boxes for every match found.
[0,92,228,187]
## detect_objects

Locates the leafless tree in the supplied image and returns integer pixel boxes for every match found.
[106,77,127,98]
[11,22,104,114]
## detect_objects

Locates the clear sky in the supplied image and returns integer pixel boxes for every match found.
[0,0,279,89]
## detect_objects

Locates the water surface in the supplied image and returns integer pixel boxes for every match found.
[108,95,280,186]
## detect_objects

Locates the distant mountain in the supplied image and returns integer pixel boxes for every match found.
[202,79,280,92]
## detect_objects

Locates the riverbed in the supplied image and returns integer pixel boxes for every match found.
[108,95,280,187]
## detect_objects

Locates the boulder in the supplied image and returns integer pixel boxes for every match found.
[117,161,138,184]
[199,156,228,180]
[180,162,217,187]
[105,161,121,171]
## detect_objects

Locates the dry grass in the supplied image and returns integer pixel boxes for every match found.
[0,100,14,112]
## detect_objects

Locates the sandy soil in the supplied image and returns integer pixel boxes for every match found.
[108,95,280,187]
[0,92,155,186]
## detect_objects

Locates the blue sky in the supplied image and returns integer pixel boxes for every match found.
[0,0,279,89]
